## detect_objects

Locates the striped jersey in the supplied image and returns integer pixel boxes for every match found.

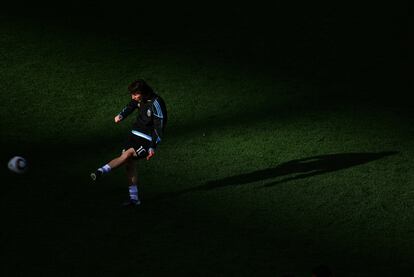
[119,93,167,149]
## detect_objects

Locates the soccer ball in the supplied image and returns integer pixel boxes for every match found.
[8,156,28,174]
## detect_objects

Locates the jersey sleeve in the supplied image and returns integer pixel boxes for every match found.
[150,98,167,149]
[119,100,138,119]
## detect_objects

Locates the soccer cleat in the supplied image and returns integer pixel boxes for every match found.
[122,199,141,207]
[90,170,103,181]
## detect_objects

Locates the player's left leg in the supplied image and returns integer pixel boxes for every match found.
[108,148,137,169]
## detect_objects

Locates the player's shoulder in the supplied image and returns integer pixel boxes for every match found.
[149,93,165,105]
[149,93,167,115]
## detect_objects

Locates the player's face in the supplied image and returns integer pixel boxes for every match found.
[131,92,142,101]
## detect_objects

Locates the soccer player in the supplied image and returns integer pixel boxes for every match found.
[90,79,167,206]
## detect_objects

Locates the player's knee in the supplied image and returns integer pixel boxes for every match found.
[124,148,136,158]
[121,151,130,159]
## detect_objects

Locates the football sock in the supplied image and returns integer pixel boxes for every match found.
[129,184,139,201]
[98,164,111,175]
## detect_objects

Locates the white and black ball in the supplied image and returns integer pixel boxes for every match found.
[8,156,28,174]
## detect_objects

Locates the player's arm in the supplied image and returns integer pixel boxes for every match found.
[147,99,165,160]
[115,100,138,123]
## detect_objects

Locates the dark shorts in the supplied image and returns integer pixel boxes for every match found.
[123,133,151,160]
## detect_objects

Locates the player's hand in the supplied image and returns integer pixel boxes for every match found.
[114,115,123,123]
[146,148,155,160]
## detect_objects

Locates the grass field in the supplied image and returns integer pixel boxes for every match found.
[0,8,412,276]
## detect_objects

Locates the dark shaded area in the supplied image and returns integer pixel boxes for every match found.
[175,151,398,194]
[2,3,411,116]
[3,3,409,87]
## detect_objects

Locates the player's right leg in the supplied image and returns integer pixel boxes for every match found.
[90,148,137,181]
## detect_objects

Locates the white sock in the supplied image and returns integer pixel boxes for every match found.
[129,184,138,201]
[98,164,111,174]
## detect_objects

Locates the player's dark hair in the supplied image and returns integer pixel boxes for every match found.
[128,79,154,99]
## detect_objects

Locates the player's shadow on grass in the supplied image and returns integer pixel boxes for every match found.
[173,151,398,195]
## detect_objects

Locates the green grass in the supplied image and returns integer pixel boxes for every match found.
[0,13,412,276]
